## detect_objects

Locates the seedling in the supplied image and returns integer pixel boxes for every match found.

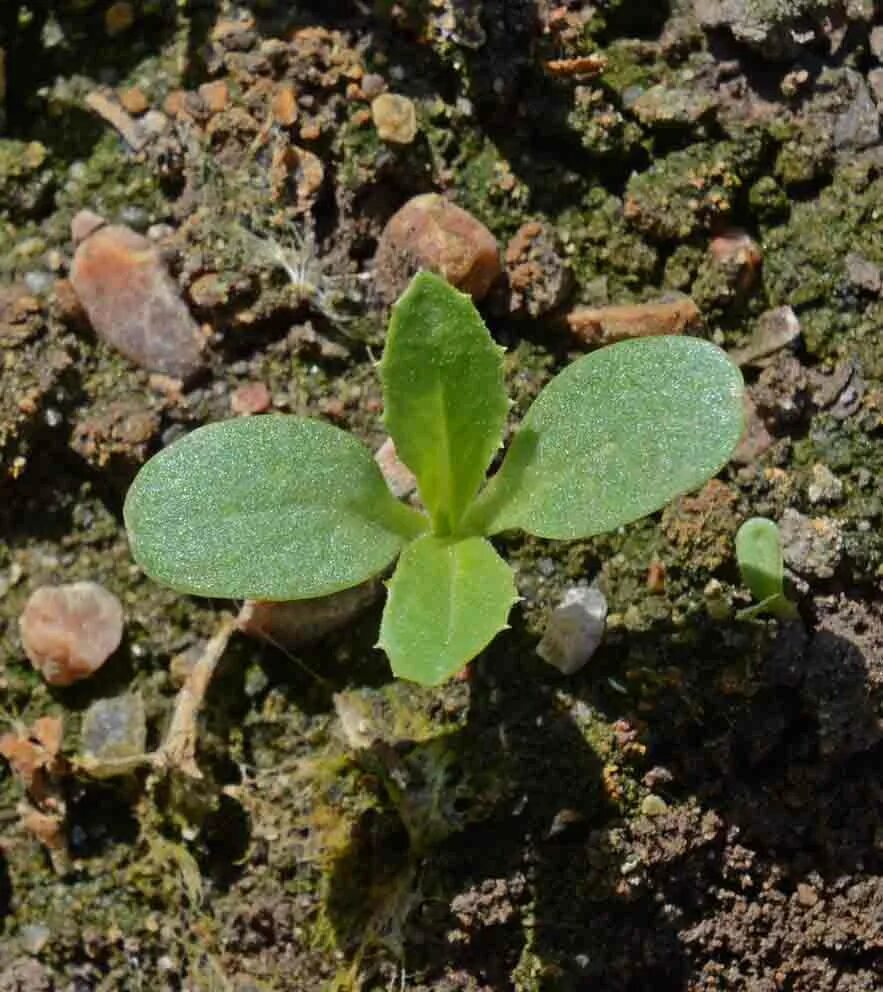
[125,272,744,686]
[735,517,799,620]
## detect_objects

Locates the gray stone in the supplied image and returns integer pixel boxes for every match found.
[845,252,881,294]
[833,72,880,150]
[537,586,607,675]
[780,508,843,579]
[81,693,147,776]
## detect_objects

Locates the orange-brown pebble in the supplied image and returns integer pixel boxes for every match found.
[299,120,322,141]
[563,297,701,348]
[118,86,149,115]
[371,92,417,144]
[163,89,187,118]
[105,1,134,36]
[69,212,206,378]
[231,382,271,415]
[709,228,762,292]
[19,582,124,687]
[198,80,230,114]
[271,83,299,126]
[374,193,501,302]
[646,561,666,594]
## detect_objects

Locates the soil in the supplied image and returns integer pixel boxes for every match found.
[2,2,883,990]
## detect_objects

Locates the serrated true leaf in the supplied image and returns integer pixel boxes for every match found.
[736,517,786,604]
[464,335,744,539]
[124,415,427,600]
[378,534,518,685]
[380,271,508,536]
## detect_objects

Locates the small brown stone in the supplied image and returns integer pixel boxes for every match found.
[269,144,324,211]
[796,883,819,908]
[545,54,607,78]
[271,83,299,126]
[505,221,572,317]
[163,89,187,118]
[20,582,124,687]
[85,91,144,150]
[563,296,701,348]
[371,93,417,144]
[374,193,501,302]
[231,382,271,416]
[299,120,322,141]
[189,272,229,310]
[105,1,135,36]
[709,228,762,293]
[69,213,206,379]
[71,399,160,468]
[198,80,230,114]
[731,393,775,465]
[118,87,149,115]
[646,561,666,594]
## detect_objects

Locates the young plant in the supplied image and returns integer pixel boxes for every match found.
[735,517,799,620]
[125,272,744,686]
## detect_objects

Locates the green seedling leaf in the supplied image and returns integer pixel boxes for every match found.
[464,335,744,539]
[378,534,518,685]
[125,415,427,601]
[380,271,508,536]
[735,517,798,620]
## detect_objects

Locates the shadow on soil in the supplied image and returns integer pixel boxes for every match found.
[317,594,882,989]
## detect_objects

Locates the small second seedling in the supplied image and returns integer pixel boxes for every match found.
[735,517,799,621]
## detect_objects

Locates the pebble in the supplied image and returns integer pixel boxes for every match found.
[730,306,801,367]
[709,228,762,293]
[374,437,418,499]
[118,86,148,115]
[731,395,774,465]
[238,580,381,649]
[640,794,669,817]
[537,586,608,676]
[505,221,572,318]
[779,508,843,580]
[198,80,230,114]
[834,71,880,150]
[796,882,819,908]
[374,193,501,302]
[371,93,418,144]
[844,252,881,294]
[268,145,324,212]
[361,73,386,99]
[69,213,206,379]
[20,923,51,955]
[105,1,135,36]
[81,693,147,776]
[807,463,843,505]
[189,272,229,309]
[271,83,298,126]
[563,296,700,348]
[23,271,54,296]
[19,582,124,686]
[230,382,271,416]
